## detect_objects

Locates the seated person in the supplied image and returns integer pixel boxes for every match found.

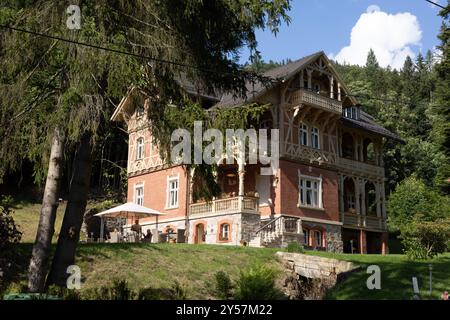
[130,219,142,239]
[143,229,152,242]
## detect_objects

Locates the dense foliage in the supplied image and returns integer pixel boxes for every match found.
[0,196,22,270]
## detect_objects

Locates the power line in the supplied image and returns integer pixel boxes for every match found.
[0,24,437,108]
[425,0,446,10]
[0,24,230,76]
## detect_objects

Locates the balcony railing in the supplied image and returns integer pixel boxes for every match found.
[283,142,337,165]
[290,89,342,114]
[341,212,386,231]
[337,157,384,177]
[189,196,258,216]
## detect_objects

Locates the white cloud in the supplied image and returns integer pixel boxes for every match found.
[330,6,422,69]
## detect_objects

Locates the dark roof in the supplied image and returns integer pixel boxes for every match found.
[215,51,324,108]
[341,111,404,142]
[176,73,221,102]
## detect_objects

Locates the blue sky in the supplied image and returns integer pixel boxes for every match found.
[239,0,444,69]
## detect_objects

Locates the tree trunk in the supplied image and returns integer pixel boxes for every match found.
[46,133,93,287]
[27,127,65,293]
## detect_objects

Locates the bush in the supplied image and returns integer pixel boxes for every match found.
[83,280,135,300]
[286,242,304,253]
[387,176,450,232]
[0,197,22,270]
[401,216,450,260]
[234,264,282,300]
[214,271,233,299]
[171,280,188,300]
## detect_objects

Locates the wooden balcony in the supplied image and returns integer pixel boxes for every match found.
[189,196,258,216]
[290,89,342,114]
[341,212,386,231]
[283,143,337,165]
[337,157,384,177]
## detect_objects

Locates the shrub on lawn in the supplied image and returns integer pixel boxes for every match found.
[0,196,22,274]
[83,279,135,300]
[286,242,304,253]
[234,264,282,300]
[171,280,188,300]
[401,216,450,260]
[214,271,233,299]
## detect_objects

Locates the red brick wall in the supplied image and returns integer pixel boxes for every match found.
[127,165,188,224]
[279,159,339,222]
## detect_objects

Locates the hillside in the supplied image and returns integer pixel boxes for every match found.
[3,243,449,300]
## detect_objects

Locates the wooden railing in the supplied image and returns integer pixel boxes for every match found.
[189,196,258,216]
[283,142,337,165]
[290,89,342,114]
[337,157,384,177]
[341,212,386,230]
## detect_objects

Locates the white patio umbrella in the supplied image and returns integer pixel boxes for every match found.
[94,202,165,241]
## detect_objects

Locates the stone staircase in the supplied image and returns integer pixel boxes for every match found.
[248,216,304,248]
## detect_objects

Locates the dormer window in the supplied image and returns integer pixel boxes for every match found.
[344,106,360,120]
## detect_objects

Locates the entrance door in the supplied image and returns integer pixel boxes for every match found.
[195,223,205,244]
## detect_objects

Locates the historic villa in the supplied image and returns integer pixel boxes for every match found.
[111,51,401,254]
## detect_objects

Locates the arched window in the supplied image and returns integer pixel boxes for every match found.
[299,124,308,146]
[219,223,230,241]
[303,228,310,246]
[136,137,145,160]
[311,127,320,149]
[314,230,323,247]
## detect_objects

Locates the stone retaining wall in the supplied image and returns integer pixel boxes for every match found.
[276,252,359,299]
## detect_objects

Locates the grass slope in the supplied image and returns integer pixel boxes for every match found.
[11,201,66,243]
[3,243,449,300]
[308,251,450,300]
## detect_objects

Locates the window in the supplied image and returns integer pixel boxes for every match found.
[311,127,320,149]
[314,230,323,247]
[134,185,144,206]
[299,175,322,208]
[344,106,359,120]
[136,106,144,118]
[220,223,230,241]
[136,137,145,160]
[167,176,179,208]
[299,124,308,146]
[303,228,310,246]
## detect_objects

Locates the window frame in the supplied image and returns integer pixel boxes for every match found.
[166,175,179,209]
[219,223,230,241]
[314,230,323,247]
[303,228,310,246]
[134,184,144,206]
[311,127,320,149]
[298,173,323,209]
[299,123,309,146]
[136,137,145,160]
[344,106,359,120]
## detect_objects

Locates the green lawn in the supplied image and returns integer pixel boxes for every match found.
[10,201,66,243]
[4,202,449,300]
[3,242,449,300]
[307,251,450,300]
